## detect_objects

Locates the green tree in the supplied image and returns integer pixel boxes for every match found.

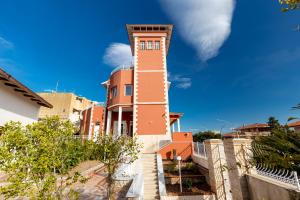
[94,135,141,200]
[193,131,221,142]
[267,116,281,130]
[279,0,300,11]
[252,117,300,173]
[0,116,87,200]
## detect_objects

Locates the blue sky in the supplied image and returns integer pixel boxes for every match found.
[0,0,300,133]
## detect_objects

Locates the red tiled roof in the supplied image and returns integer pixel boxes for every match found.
[234,123,269,130]
[223,132,239,138]
[288,121,300,127]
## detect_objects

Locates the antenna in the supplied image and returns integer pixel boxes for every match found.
[55,80,59,92]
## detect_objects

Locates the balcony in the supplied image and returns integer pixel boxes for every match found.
[110,65,134,75]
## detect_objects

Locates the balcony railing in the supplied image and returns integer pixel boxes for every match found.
[110,65,134,75]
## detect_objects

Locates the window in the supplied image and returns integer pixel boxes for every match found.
[147,41,153,50]
[140,41,145,50]
[111,86,117,98]
[155,41,160,50]
[125,85,133,96]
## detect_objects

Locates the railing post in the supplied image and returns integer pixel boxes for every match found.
[293,171,300,191]
[203,142,206,157]
[197,142,200,155]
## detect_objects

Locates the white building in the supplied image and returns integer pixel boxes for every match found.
[0,68,52,126]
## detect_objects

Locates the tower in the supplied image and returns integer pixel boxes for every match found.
[126,24,173,152]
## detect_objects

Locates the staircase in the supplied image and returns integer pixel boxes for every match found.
[142,154,160,200]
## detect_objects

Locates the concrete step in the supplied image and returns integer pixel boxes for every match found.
[144,185,159,190]
[144,182,158,186]
[144,177,158,183]
[144,197,160,200]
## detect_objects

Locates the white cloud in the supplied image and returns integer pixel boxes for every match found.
[159,0,235,61]
[169,73,192,89]
[0,36,14,50]
[103,43,133,67]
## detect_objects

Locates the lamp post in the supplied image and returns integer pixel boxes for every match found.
[177,156,182,193]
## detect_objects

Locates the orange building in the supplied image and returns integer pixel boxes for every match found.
[102,24,191,154]
[79,104,104,141]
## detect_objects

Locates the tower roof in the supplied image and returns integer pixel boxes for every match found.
[126,24,173,55]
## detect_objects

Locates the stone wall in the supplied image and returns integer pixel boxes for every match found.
[223,139,253,200]
[192,154,208,169]
[246,174,300,200]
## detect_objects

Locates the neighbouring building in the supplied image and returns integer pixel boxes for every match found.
[226,123,271,139]
[288,120,300,133]
[101,24,189,155]
[79,104,104,141]
[37,92,94,128]
[0,68,52,126]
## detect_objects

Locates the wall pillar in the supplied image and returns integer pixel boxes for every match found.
[205,139,232,200]
[223,138,254,200]
[172,123,175,133]
[106,110,112,135]
[117,106,122,136]
[177,119,181,132]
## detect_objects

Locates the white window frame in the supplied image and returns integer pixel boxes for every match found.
[147,41,153,50]
[155,41,160,50]
[124,85,133,96]
[111,86,117,98]
[140,41,145,50]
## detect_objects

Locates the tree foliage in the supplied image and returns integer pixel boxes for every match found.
[94,135,142,199]
[279,0,300,11]
[193,131,221,142]
[293,103,300,109]
[252,117,300,173]
[0,116,91,199]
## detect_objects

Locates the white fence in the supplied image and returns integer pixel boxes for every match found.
[256,164,300,190]
[193,142,207,158]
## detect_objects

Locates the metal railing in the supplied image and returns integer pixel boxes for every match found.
[256,164,300,190]
[193,142,207,158]
[110,65,133,75]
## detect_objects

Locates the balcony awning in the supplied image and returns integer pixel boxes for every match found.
[169,112,183,125]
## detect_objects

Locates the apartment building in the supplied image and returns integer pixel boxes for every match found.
[37,92,94,128]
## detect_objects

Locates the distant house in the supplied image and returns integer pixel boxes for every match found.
[37,92,94,128]
[79,104,104,141]
[0,68,52,126]
[224,123,271,139]
[288,121,300,133]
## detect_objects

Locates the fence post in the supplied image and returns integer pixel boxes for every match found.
[205,139,232,200]
[223,138,252,200]
[203,142,206,157]
[293,171,300,191]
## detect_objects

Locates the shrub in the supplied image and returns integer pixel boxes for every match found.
[0,116,87,199]
[183,178,193,190]
[184,162,198,173]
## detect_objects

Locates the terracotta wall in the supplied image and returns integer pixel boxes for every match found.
[80,106,104,137]
[108,69,133,107]
[158,132,193,161]
[135,36,168,135]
